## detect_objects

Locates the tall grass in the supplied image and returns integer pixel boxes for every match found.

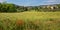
[0,18,60,30]
[0,11,60,30]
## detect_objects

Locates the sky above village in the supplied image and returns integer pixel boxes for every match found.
[0,0,60,6]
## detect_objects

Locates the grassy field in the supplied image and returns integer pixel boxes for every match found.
[0,11,60,20]
[0,11,60,30]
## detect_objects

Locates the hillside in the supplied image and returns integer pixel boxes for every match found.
[0,3,60,12]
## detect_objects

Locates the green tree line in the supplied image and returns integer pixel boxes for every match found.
[0,3,60,12]
[0,3,17,12]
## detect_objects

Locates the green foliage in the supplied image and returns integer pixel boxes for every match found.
[0,3,17,12]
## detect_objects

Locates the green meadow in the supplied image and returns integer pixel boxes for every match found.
[0,11,60,30]
[0,11,60,20]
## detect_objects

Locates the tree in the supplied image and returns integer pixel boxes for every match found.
[0,3,17,12]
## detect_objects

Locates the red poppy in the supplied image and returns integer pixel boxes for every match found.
[0,28,2,30]
[16,20,24,26]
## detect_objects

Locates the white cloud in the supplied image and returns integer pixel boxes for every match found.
[42,0,60,5]
[0,0,4,3]
[43,0,57,2]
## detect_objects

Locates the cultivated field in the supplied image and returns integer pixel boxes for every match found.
[0,11,60,30]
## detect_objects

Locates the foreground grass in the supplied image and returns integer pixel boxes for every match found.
[0,11,60,30]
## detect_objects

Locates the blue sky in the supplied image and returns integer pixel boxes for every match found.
[0,0,60,6]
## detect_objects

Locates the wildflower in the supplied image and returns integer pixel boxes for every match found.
[16,20,24,26]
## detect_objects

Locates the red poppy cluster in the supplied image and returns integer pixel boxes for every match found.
[16,20,24,26]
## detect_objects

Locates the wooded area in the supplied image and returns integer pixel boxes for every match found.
[0,3,60,12]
